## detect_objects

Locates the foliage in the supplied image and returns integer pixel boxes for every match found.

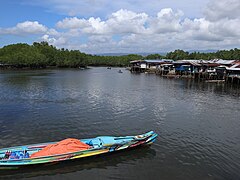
[0,42,143,68]
[0,43,47,67]
[145,54,164,60]
[165,49,240,60]
[166,49,189,60]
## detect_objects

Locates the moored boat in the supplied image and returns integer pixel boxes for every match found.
[0,131,157,168]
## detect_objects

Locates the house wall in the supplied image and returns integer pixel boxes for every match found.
[140,64,147,69]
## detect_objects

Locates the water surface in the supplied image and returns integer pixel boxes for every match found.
[0,67,239,179]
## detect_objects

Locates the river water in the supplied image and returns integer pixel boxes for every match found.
[0,67,239,180]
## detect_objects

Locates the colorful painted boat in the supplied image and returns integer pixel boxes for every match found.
[0,131,157,167]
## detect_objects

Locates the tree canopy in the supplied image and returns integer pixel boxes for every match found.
[165,49,240,60]
[0,42,143,68]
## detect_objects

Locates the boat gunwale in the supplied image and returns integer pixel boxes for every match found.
[0,131,157,165]
[0,146,108,162]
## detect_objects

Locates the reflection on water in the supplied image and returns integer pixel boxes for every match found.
[0,147,156,179]
[0,68,239,180]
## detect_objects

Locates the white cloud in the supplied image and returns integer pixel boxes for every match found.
[56,17,90,29]
[26,0,209,18]
[209,19,240,37]
[44,4,240,53]
[204,0,240,21]
[41,34,55,43]
[106,9,148,34]
[0,21,48,35]
[2,0,240,53]
[47,28,60,36]
[88,35,112,43]
[181,18,223,41]
[56,9,148,34]
[148,8,183,33]
[57,17,107,34]
[41,34,67,47]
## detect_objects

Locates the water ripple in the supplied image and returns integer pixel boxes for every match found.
[0,68,239,180]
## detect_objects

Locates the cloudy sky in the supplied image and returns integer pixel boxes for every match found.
[0,0,239,54]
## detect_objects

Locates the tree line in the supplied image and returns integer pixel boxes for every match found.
[164,49,240,60]
[0,42,142,68]
[0,42,239,68]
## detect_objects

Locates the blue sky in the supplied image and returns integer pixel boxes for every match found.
[0,1,59,27]
[0,0,240,54]
[0,0,205,27]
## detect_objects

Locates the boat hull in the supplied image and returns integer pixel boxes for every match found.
[0,131,157,167]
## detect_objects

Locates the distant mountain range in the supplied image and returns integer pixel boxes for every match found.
[188,49,218,53]
[95,53,164,56]
[95,50,218,56]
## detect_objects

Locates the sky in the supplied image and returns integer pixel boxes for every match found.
[0,0,240,54]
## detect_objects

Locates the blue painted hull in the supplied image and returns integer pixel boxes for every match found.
[0,131,158,167]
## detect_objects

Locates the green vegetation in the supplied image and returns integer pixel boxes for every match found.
[0,42,142,68]
[145,53,164,60]
[0,42,239,69]
[165,49,240,60]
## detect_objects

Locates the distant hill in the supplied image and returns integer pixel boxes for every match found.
[188,49,218,53]
[95,52,168,56]
[95,50,218,57]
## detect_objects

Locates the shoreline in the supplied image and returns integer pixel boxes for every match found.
[0,65,128,71]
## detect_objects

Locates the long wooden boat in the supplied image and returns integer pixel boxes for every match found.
[0,131,157,168]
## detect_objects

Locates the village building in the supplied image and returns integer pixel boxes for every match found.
[130,59,173,73]
[129,59,240,85]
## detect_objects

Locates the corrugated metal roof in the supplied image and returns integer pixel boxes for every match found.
[130,59,174,64]
[144,59,173,63]
[227,67,240,71]
[215,60,236,64]
[173,60,200,66]
[230,63,240,68]
[144,60,164,63]
[130,60,142,63]
[173,60,185,64]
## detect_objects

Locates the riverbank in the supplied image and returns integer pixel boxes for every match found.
[0,64,89,70]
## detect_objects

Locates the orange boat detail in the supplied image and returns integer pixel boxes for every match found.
[30,138,91,158]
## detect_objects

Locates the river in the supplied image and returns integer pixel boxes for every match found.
[0,67,239,179]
